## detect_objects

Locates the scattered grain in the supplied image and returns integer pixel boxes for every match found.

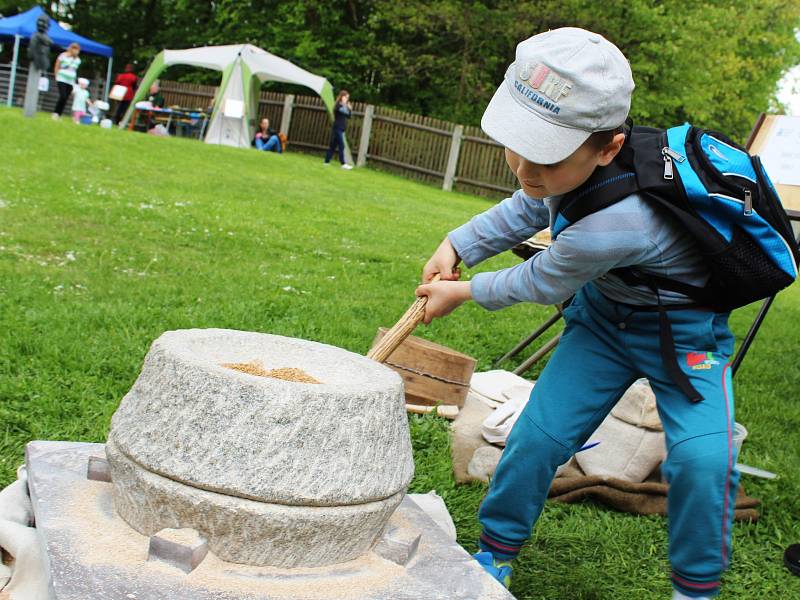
[55,483,403,599]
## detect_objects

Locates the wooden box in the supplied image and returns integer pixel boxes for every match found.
[370,328,476,408]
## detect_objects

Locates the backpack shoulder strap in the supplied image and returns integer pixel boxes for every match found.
[553,158,639,238]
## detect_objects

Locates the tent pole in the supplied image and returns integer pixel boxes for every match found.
[104,56,113,101]
[7,35,21,107]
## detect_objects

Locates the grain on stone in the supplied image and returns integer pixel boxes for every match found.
[221,361,321,384]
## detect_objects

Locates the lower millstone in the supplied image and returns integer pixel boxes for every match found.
[106,437,405,568]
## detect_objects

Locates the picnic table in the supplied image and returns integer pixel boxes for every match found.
[128,106,210,139]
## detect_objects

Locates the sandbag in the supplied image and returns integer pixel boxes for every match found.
[480,383,534,446]
[0,469,49,600]
[408,492,457,541]
[468,446,503,482]
[451,392,494,484]
[469,370,532,408]
[471,378,666,483]
[574,414,666,482]
[611,378,662,431]
[0,479,32,529]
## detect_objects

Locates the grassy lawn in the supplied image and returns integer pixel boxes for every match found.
[1,108,799,599]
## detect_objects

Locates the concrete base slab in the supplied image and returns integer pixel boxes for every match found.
[26,441,514,600]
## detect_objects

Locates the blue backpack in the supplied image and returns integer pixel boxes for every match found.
[553,123,799,401]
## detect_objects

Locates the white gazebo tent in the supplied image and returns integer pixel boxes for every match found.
[121,44,336,148]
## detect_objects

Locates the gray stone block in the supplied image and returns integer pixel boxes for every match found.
[468,445,503,483]
[148,528,208,573]
[106,437,403,568]
[26,441,516,600]
[373,525,421,566]
[86,456,112,483]
[109,329,414,506]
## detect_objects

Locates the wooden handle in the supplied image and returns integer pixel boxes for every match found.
[367,274,441,363]
[405,403,460,419]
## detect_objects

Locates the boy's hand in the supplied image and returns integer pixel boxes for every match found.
[415,280,472,324]
[422,237,461,283]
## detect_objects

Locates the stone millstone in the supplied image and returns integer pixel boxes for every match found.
[106,438,404,567]
[106,328,415,568]
[109,329,414,506]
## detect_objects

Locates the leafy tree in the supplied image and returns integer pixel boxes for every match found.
[3,0,798,140]
[512,0,800,139]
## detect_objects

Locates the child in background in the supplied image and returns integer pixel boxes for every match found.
[71,78,93,124]
[417,28,738,600]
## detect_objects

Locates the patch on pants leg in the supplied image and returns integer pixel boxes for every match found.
[686,352,721,371]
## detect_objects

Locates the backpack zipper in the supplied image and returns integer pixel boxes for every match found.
[693,130,758,199]
[662,147,685,180]
[743,188,753,216]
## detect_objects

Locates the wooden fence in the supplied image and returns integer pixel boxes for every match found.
[156,80,517,198]
[0,66,517,199]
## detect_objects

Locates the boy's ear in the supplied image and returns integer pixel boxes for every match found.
[596,132,626,167]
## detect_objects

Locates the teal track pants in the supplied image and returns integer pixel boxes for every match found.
[478,283,739,598]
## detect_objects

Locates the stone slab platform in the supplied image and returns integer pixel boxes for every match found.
[26,441,515,600]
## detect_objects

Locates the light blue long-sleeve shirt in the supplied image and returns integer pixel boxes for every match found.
[448,189,708,310]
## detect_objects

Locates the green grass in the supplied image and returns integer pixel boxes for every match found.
[2,108,799,599]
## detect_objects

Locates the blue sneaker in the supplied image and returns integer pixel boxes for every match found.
[473,551,513,589]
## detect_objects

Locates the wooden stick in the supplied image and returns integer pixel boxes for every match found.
[367,274,440,363]
[405,403,459,419]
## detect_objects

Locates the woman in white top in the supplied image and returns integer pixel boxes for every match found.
[52,42,81,119]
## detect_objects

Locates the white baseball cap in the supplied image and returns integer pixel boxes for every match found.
[481,27,634,165]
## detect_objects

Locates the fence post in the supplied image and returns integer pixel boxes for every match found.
[279,94,294,135]
[357,105,375,167]
[442,124,464,192]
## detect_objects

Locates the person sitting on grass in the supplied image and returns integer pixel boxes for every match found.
[253,118,282,153]
[416,27,739,600]
[147,80,165,109]
[71,78,93,124]
[143,81,166,131]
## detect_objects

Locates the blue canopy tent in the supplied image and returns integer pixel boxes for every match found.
[1,6,113,107]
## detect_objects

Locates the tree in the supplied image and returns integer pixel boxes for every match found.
[9,0,797,141]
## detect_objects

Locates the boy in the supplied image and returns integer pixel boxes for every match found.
[417,28,738,599]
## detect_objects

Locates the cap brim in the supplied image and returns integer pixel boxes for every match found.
[481,82,590,165]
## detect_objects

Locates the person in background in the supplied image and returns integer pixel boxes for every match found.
[323,90,353,169]
[52,42,81,119]
[71,77,93,124]
[113,63,138,124]
[253,117,282,153]
[143,81,166,130]
[147,80,165,108]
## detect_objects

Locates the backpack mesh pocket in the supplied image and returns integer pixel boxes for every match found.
[706,226,795,308]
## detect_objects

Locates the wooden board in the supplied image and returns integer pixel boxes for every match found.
[370,329,476,408]
[746,114,800,218]
[371,328,475,382]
